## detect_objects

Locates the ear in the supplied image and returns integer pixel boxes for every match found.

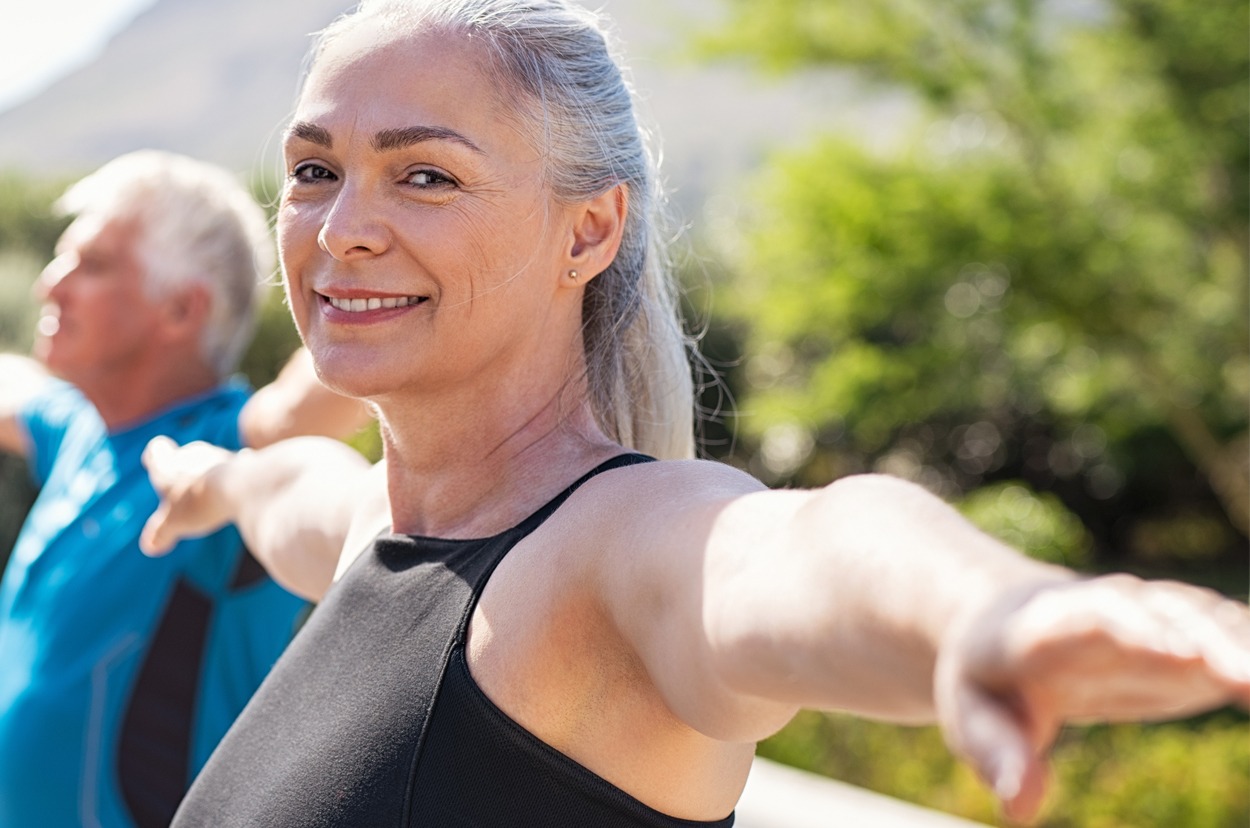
[564,184,628,286]
[157,282,212,345]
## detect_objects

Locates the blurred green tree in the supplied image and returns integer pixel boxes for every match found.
[0,174,68,560]
[700,0,1248,570]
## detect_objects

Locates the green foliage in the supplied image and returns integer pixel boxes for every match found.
[758,711,1250,827]
[0,250,42,353]
[1044,717,1250,828]
[702,1,1250,822]
[0,173,67,356]
[238,287,304,389]
[0,172,70,259]
[702,0,1248,564]
[346,420,384,464]
[959,481,1092,567]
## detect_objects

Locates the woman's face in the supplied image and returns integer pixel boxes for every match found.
[279,21,578,401]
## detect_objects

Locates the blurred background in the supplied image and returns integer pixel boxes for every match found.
[1,0,1246,824]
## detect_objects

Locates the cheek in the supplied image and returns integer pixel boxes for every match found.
[99,285,142,326]
[280,268,311,339]
[277,202,321,269]
[442,199,554,297]
[277,208,318,332]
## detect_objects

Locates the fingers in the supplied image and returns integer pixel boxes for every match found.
[939,574,1250,823]
[1005,578,1250,719]
[1158,589,1250,707]
[139,504,174,557]
[142,434,177,473]
[141,436,180,556]
[141,436,228,555]
[939,674,1054,823]
[142,435,188,501]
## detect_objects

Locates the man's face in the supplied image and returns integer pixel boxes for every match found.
[32,214,166,390]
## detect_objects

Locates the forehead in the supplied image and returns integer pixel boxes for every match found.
[295,21,532,153]
[59,212,140,257]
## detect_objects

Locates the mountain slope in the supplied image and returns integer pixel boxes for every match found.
[0,0,906,208]
[0,0,351,177]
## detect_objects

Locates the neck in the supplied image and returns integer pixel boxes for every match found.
[79,356,221,432]
[373,373,619,538]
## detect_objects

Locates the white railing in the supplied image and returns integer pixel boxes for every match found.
[736,757,991,828]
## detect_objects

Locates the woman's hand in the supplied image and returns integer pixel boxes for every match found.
[141,435,238,555]
[935,574,1250,822]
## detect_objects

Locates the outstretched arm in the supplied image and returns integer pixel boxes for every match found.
[590,464,1250,822]
[141,435,382,601]
[0,354,51,456]
[238,348,374,449]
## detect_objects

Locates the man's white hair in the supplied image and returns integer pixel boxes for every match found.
[56,150,272,377]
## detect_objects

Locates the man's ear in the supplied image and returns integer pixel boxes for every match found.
[566,184,628,284]
[158,282,211,343]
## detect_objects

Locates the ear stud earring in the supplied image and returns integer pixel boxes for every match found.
[568,270,580,282]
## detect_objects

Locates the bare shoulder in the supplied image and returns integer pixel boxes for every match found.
[549,457,811,582]
[573,456,811,537]
[528,456,819,742]
[578,457,765,513]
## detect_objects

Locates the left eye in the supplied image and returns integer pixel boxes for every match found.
[406,170,453,188]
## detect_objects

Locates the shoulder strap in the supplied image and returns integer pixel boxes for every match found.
[511,452,655,536]
[565,452,656,497]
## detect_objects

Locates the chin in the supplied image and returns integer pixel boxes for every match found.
[309,344,407,401]
[33,342,68,379]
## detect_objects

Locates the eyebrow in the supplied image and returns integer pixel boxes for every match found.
[284,121,483,155]
[373,125,484,155]
[286,121,333,147]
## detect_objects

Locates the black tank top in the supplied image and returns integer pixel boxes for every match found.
[171,454,736,827]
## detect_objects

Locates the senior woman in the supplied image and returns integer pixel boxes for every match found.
[141,0,1250,825]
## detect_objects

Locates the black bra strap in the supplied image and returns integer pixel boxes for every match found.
[513,452,655,535]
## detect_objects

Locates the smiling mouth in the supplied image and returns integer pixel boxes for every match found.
[322,294,429,312]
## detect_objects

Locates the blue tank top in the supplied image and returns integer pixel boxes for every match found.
[172,453,735,827]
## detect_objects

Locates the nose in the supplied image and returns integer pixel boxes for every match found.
[33,253,74,301]
[316,182,391,260]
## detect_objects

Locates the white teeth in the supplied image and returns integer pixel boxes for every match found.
[326,295,423,312]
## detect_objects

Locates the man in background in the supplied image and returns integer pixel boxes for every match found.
[0,150,367,827]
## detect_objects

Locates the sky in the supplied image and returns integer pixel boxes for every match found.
[1,0,157,112]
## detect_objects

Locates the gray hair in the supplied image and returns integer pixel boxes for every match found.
[312,0,695,459]
[56,150,272,377]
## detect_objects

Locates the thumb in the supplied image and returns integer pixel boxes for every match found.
[942,680,1050,823]
[140,503,174,557]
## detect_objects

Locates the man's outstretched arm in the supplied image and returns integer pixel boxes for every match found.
[0,354,51,456]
